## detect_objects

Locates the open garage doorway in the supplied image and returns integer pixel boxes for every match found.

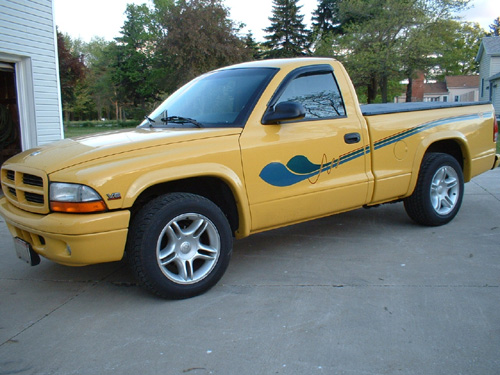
[0,62,22,166]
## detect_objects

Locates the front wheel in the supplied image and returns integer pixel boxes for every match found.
[127,193,233,299]
[404,153,464,226]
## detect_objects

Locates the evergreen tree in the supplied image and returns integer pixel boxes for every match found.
[263,0,310,58]
[311,0,345,56]
[113,4,165,117]
[312,0,343,36]
[489,17,500,36]
[244,32,264,60]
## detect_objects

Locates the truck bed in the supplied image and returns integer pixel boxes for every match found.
[361,101,492,116]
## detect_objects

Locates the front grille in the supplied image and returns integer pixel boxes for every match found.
[25,192,45,204]
[8,187,17,197]
[23,174,43,187]
[1,167,49,214]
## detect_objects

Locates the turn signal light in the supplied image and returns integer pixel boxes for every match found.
[50,200,107,213]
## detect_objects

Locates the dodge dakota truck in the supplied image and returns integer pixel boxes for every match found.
[1,58,498,299]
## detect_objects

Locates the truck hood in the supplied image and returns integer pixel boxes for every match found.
[5,127,242,174]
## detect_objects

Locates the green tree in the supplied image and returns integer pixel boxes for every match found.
[113,4,165,118]
[263,0,310,58]
[488,17,500,36]
[80,38,121,120]
[311,0,341,56]
[57,31,86,121]
[156,0,251,91]
[433,21,485,78]
[334,0,418,102]
[331,0,471,103]
[244,32,264,60]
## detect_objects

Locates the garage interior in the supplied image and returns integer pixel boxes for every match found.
[0,62,22,167]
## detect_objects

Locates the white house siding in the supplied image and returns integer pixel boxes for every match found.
[492,78,500,116]
[488,57,500,115]
[479,56,490,101]
[0,0,62,149]
[448,88,478,102]
[491,57,500,81]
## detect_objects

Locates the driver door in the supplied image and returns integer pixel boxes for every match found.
[240,65,372,232]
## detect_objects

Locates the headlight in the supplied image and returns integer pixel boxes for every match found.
[50,183,107,213]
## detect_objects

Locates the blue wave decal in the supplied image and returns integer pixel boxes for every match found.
[259,161,319,187]
[286,155,322,174]
[259,146,369,187]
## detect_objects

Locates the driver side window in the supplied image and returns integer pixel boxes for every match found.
[277,72,346,119]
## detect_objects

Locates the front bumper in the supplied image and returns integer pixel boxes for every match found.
[0,197,130,266]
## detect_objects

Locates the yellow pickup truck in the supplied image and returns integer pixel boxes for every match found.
[1,58,498,299]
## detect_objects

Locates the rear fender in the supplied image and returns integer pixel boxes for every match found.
[407,132,470,196]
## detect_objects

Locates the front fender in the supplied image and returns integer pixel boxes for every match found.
[123,163,252,238]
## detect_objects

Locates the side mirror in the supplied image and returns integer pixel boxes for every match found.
[262,101,306,125]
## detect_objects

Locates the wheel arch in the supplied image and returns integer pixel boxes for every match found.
[407,133,471,196]
[124,166,251,238]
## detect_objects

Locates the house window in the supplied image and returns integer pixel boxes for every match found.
[454,95,459,102]
[442,96,448,102]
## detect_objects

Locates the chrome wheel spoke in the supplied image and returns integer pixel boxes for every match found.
[183,218,206,237]
[158,248,176,266]
[194,244,218,261]
[169,221,183,240]
[156,212,220,285]
[430,165,460,215]
[175,258,194,282]
[442,195,454,209]
[446,177,458,189]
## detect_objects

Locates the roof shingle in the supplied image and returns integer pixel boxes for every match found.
[445,75,479,88]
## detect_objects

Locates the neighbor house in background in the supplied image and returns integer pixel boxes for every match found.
[395,74,479,103]
[0,0,63,166]
[476,36,500,117]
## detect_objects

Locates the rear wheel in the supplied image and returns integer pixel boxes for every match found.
[127,193,232,299]
[404,153,464,226]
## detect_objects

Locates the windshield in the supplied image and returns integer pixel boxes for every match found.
[139,67,278,128]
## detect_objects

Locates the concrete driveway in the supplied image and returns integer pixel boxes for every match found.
[1,168,499,375]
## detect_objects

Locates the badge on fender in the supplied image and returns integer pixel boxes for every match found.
[106,192,122,200]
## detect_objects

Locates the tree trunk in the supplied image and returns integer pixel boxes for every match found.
[405,77,413,102]
[380,73,388,103]
[367,76,377,104]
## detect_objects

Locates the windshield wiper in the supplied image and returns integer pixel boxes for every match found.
[162,116,203,128]
[144,115,156,127]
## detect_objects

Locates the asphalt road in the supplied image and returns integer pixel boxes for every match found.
[1,168,499,375]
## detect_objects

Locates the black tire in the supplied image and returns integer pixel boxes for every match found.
[127,193,233,299]
[404,153,464,226]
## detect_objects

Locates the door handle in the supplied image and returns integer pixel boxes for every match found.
[344,132,361,144]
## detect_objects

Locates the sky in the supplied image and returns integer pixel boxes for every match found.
[53,0,500,43]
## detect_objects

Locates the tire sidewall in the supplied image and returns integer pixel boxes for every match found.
[419,154,464,226]
[128,193,232,299]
